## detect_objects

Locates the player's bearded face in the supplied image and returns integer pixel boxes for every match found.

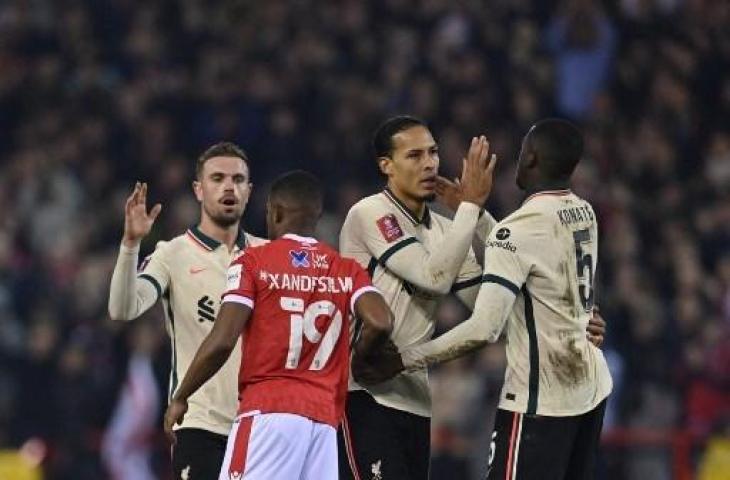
[385,126,439,203]
[195,156,251,227]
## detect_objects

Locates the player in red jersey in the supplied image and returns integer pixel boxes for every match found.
[164,170,394,480]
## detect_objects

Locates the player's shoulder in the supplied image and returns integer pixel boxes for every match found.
[229,241,267,269]
[341,194,394,242]
[309,240,357,267]
[322,242,351,263]
[140,232,194,266]
[488,202,550,243]
[329,247,366,275]
[241,240,271,257]
[244,231,268,247]
[500,202,546,227]
[569,193,596,212]
[151,233,187,254]
[345,192,391,219]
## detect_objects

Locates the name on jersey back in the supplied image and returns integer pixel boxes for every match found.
[557,206,594,227]
[259,270,354,294]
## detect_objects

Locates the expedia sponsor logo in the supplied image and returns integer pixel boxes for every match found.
[486,239,517,253]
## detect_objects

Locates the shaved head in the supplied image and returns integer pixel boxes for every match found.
[267,170,323,239]
[527,119,583,180]
[516,118,584,190]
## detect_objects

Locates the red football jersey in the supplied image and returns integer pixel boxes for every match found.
[222,233,376,427]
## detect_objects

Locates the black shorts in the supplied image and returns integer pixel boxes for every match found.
[338,390,431,480]
[172,428,228,480]
[487,400,606,480]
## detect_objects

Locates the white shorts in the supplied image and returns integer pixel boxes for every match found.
[219,411,337,480]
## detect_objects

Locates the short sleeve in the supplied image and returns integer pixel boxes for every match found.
[348,261,378,315]
[221,251,258,309]
[137,241,171,299]
[481,219,536,295]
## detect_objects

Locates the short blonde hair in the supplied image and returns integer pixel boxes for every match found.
[196,142,249,179]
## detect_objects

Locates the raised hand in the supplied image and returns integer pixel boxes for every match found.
[123,182,162,248]
[459,136,497,208]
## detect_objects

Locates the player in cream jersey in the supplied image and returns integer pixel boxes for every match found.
[128,226,265,431]
[371,119,612,480]
[338,116,499,480]
[477,190,611,416]
[108,142,265,480]
[341,188,493,417]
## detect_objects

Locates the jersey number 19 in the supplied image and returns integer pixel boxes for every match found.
[280,297,343,371]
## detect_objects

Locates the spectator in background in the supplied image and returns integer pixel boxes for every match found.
[546,0,616,119]
[102,321,161,480]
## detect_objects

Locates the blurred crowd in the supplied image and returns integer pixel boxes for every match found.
[0,0,728,478]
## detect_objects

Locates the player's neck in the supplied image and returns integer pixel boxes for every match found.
[524,179,570,196]
[385,184,427,220]
[275,223,316,240]
[198,216,240,251]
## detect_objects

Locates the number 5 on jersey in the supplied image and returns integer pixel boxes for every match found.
[281,297,343,370]
[573,229,595,312]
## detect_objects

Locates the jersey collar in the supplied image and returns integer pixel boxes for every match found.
[282,233,318,243]
[187,225,248,251]
[523,182,572,205]
[523,189,572,204]
[383,187,432,229]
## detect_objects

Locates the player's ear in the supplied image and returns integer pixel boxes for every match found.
[266,199,280,223]
[274,204,285,224]
[378,156,392,176]
[192,180,203,202]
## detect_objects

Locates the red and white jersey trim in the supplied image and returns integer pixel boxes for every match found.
[349,286,381,314]
[222,294,254,309]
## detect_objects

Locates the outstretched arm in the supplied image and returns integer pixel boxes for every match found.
[401,281,515,370]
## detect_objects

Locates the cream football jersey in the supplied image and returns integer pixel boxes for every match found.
[482,190,612,416]
[138,227,266,434]
[340,188,494,417]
